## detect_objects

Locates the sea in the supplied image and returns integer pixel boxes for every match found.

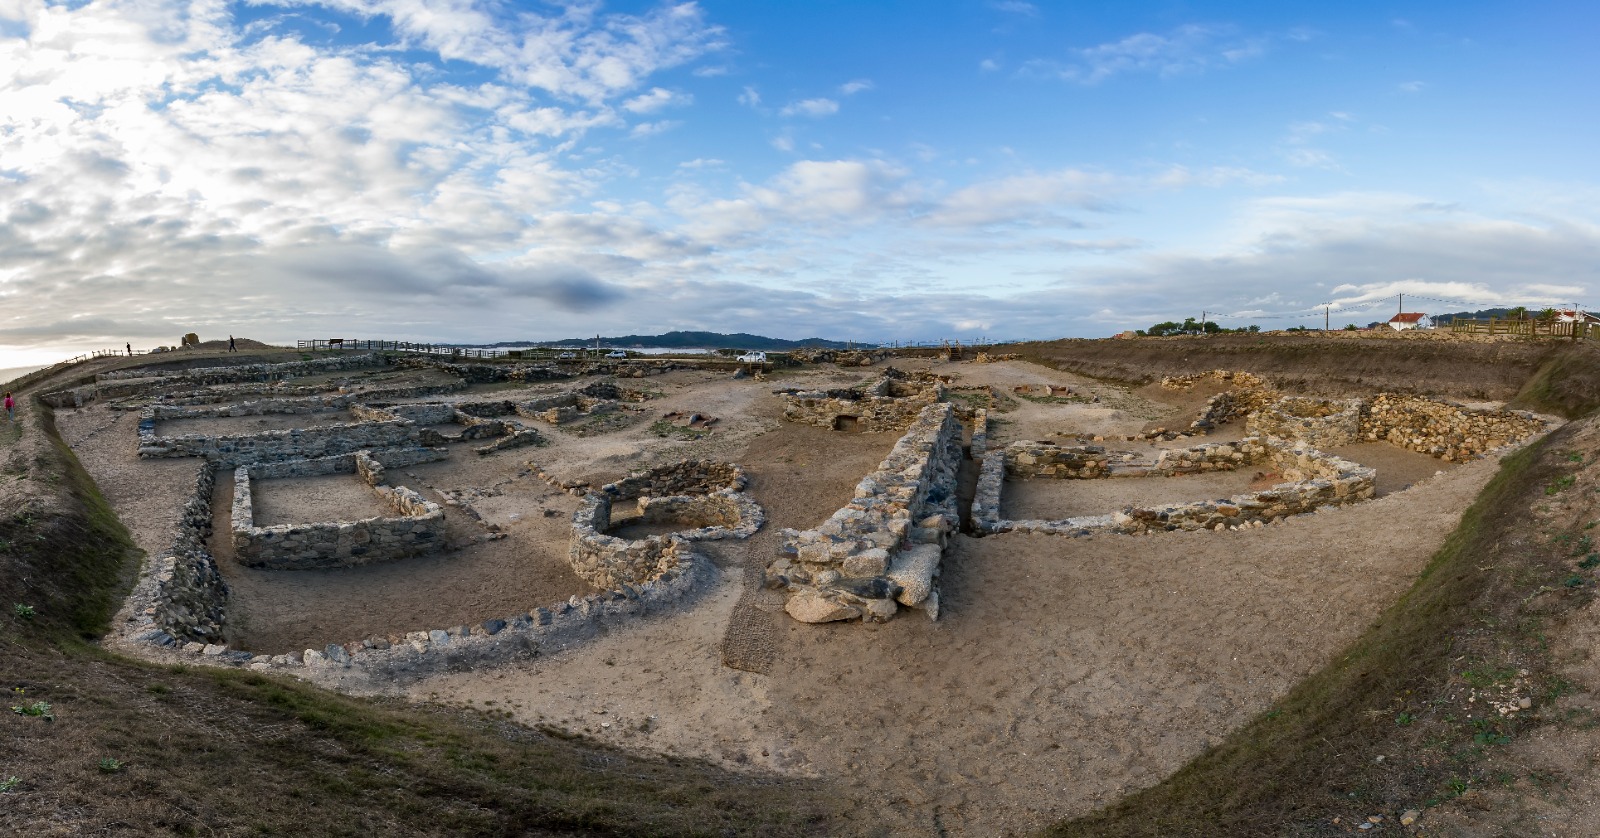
[0,365,45,385]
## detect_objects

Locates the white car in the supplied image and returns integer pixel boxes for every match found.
[736,351,767,363]
[556,351,577,359]
[605,350,628,358]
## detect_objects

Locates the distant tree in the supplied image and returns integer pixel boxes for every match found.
[1344,324,1358,331]
[1537,307,1559,323]
[1246,325,1260,333]
[1508,306,1528,320]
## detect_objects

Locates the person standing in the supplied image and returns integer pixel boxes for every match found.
[126,342,132,356]
[4,392,13,422]
[228,335,237,352]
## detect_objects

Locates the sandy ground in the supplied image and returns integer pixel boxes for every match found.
[58,357,1541,837]
[250,473,392,526]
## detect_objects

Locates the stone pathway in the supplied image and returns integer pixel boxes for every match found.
[718,558,780,674]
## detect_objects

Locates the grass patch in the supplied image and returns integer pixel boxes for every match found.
[649,418,710,440]
[1048,427,1583,836]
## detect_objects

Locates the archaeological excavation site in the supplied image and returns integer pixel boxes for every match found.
[15,333,1600,836]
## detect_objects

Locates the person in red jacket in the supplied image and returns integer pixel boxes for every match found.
[4,392,13,422]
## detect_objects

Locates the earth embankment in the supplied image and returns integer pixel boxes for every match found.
[1014,333,1600,416]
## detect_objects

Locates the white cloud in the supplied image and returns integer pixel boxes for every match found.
[737,84,760,107]
[622,86,691,113]
[780,97,839,118]
[979,58,999,72]
[1026,24,1266,84]
[991,1,1038,16]
[629,119,680,138]
[838,78,873,96]
[1397,80,1426,94]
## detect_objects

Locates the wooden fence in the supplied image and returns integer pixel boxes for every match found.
[1449,318,1600,339]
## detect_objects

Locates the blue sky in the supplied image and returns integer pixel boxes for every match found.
[1,0,1596,364]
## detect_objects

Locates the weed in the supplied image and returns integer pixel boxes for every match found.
[97,758,123,773]
[147,684,170,695]
[1396,712,1415,726]
[1447,777,1470,796]
[1582,554,1600,570]
[0,777,19,793]
[1473,730,1512,747]
[1461,667,1517,688]
[12,701,54,721]
[1547,475,1576,495]
[1564,574,1587,588]
[1568,451,1585,463]
[13,603,35,620]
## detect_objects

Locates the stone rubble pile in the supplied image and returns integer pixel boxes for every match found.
[766,403,962,623]
[1361,394,1550,461]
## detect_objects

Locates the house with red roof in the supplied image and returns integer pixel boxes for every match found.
[1387,312,1432,331]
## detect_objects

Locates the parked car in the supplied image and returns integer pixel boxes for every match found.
[736,351,767,363]
[605,350,628,358]
[556,351,577,359]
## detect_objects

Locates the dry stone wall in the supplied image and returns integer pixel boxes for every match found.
[1361,394,1549,461]
[974,436,1375,537]
[766,402,962,623]
[109,463,236,653]
[231,451,447,570]
[777,368,945,433]
[1246,397,1363,448]
[568,461,763,589]
[138,408,418,466]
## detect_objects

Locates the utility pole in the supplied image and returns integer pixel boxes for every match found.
[1201,310,1206,335]
[1325,306,1330,332]
[1398,293,1403,315]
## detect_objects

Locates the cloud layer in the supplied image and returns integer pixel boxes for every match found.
[0,1,1595,362]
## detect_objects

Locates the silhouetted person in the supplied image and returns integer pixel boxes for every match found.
[4,392,13,422]
[228,335,236,352]
[126,342,131,356]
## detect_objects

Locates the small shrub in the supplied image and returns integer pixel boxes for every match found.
[13,603,35,620]
[1564,574,1587,588]
[1547,475,1577,495]
[11,701,53,721]
[97,758,123,773]
[0,776,20,793]
[1395,712,1415,726]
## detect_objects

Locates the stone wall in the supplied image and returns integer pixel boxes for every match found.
[1360,394,1548,461]
[107,464,234,652]
[138,411,419,467]
[765,402,962,623]
[231,450,447,570]
[568,461,763,589]
[974,436,1375,536]
[1246,396,1363,448]
[777,368,945,433]
[99,353,385,384]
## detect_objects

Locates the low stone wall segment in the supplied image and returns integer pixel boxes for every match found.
[230,448,449,570]
[766,402,962,623]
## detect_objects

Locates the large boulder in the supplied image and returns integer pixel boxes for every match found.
[784,590,860,623]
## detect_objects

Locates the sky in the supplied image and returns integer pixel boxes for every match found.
[1,0,1597,365]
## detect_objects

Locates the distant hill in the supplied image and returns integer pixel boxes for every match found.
[478,331,858,350]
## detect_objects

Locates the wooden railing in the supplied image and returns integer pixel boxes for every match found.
[1449,318,1600,339]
